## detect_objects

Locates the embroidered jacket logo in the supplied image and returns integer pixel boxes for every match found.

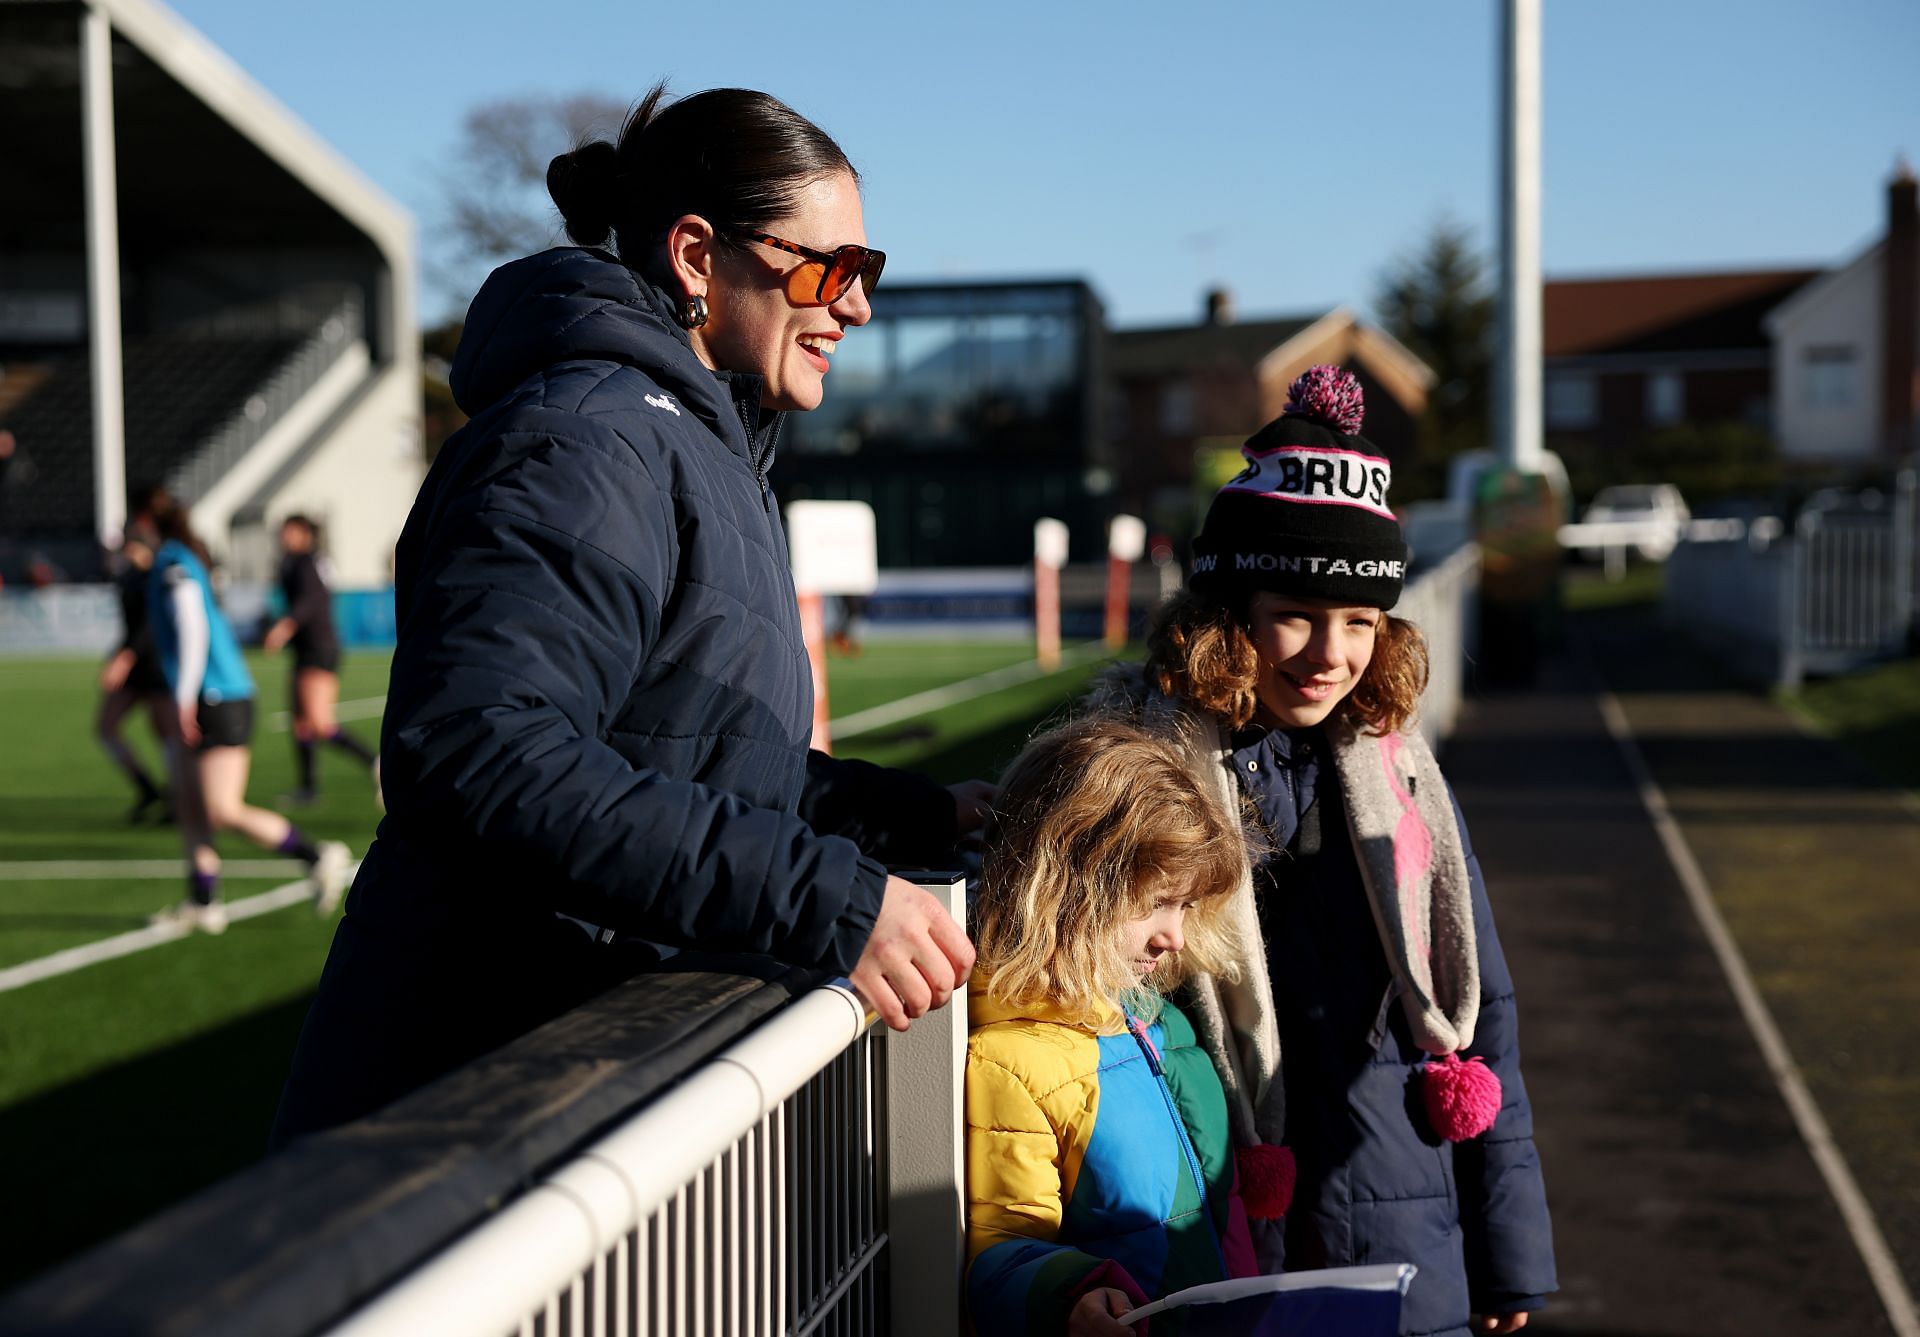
[643,393,680,416]
[1225,445,1393,518]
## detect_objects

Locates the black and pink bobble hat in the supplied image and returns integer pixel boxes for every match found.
[1189,365,1408,609]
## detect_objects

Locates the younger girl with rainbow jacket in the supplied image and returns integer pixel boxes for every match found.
[965,718,1265,1336]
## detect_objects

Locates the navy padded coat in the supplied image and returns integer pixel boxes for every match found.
[274,249,943,1143]
[1232,727,1556,1337]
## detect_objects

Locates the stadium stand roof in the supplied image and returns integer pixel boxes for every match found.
[0,0,420,587]
[0,0,410,262]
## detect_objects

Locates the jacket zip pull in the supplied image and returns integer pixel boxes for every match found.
[1126,1014,1163,1075]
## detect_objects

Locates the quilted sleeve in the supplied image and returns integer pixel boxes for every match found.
[380,419,886,972]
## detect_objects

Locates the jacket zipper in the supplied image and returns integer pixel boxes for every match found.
[1126,1014,1230,1277]
[736,397,775,511]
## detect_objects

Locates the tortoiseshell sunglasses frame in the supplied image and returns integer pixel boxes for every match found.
[738,232,886,306]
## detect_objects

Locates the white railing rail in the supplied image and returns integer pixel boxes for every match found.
[1664,470,1917,687]
[326,876,968,1337]
[1397,543,1482,748]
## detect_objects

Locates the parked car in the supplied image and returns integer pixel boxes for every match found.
[1579,484,1691,560]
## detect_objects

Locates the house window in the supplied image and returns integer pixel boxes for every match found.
[1646,371,1684,427]
[1804,345,1858,408]
[1544,372,1597,429]
[1159,381,1194,434]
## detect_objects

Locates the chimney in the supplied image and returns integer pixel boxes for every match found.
[1204,288,1234,326]
[1883,158,1919,454]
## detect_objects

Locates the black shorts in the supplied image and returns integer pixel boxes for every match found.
[127,655,170,695]
[195,698,255,751]
[293,642,342,674]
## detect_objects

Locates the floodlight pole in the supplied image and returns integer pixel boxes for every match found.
[81,3,128,551]
[1495,0,1543,473]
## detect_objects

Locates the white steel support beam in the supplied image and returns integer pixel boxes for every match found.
[81,4,127,549]
[1496,0,1543,473]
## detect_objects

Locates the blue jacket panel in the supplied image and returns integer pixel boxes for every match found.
[147,540,254,704]
[1233,727,1555,1337]
[274,249,912,1142]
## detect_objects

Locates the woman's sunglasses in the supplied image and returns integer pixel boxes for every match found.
[738,232,886,307]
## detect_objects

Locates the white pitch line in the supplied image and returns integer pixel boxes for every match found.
[267,695,386,730]
[1595,686,1920,1337]
[829,642,1112,740]
[0,866,356,995]
[278,653,1098,741]
[2,652,1102,989]
[0,859,307,881]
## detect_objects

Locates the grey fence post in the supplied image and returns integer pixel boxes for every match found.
[887,872,969,1337]
[1781,522,1807,692]
[1897,468,1917,646]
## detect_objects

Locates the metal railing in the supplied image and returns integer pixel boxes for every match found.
[176,284,364,339]
[1396,542,1482,748]
[330,986,884,1337]
[1664,470,1917,687]
[324,875,966,1337]
[169,287,366,503]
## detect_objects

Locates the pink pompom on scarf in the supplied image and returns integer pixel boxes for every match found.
[1420,1053,1502,1141]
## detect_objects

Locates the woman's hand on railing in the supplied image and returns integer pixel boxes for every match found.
[849,875,975,1032]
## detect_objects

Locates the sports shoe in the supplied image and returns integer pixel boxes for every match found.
[149,899,228,935]
[311,840,352,917]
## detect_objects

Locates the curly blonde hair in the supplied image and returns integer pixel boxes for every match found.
[1145,586,1429,736]
[974,717,1247,1031]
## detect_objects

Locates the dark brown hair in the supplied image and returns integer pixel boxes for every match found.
[546,84,856,267]
[129,482,210,567]
[1145,586,1430,736]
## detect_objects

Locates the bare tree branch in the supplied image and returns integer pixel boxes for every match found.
[430,92,631,309]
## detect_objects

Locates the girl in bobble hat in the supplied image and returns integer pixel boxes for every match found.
[1090,366,1557,1337]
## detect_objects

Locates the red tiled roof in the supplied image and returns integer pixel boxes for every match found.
[1543,269,1820,357]
[1109,316,1321,377]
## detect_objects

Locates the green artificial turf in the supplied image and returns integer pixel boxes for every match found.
[1787,653,1920,796]
[0,636,1118,1287]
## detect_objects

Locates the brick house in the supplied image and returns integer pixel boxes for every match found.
[1541,267,1818,451]
[1109,291,1434,536]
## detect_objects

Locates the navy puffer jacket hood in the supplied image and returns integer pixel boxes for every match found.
[452,248,744,446]
[273,248,892,1144]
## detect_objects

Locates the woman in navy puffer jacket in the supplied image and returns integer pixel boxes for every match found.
[273,86,975,1145]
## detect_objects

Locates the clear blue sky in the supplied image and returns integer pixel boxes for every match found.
[171,0,1919,328]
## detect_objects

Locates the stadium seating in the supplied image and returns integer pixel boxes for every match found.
[1,332,305,545]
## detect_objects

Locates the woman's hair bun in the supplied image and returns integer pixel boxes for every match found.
[547,139,621,247]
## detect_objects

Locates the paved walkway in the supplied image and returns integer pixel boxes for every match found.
[1443,601,1919,1335]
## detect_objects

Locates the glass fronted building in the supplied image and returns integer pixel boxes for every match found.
[777,280,1107,567]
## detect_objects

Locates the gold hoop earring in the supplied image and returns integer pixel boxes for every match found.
[677,294,709,330]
